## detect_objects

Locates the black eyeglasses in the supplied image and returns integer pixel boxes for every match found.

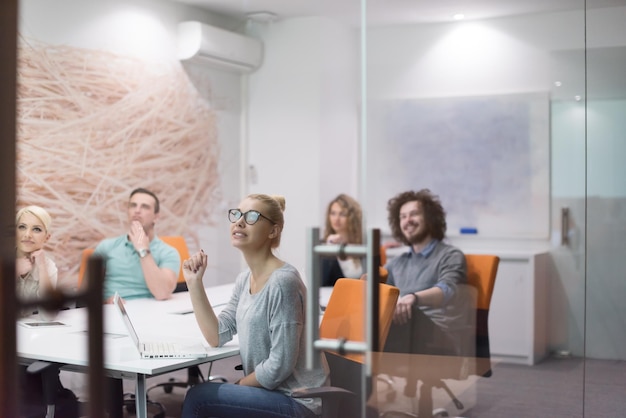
[228,209,275,225]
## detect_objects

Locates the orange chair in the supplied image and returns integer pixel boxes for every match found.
[160,235,191,292]
[292,278,400,417]
[379,245,388,283]
[380,254,500,418]
[77,248,95,288]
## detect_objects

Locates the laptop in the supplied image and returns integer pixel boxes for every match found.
[113,292,208,359]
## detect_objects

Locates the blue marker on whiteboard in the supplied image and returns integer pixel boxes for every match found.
[460,227,478,234]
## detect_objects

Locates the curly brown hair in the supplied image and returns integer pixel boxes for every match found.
[323,194,363,244]
[386,189,447,244]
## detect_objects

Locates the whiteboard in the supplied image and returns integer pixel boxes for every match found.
[365,93,550,239]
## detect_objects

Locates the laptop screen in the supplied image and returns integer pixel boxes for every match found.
[113,292,142,350]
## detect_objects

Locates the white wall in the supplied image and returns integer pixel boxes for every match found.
[248,6,626,359]
[247,17,358,278]
[366,8,626,360]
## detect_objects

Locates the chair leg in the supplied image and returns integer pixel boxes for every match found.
[434,380,464,411]
[205,362,228,383]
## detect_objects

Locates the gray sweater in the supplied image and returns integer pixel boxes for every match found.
[386,241,468,333]
[217,263,327,415]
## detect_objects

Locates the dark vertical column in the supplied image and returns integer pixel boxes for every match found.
[86,256,106,418]
[0,0,18,417]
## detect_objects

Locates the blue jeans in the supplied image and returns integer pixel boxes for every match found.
[181,382,318,418]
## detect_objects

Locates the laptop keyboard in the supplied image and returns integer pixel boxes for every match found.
[143,341,181,355]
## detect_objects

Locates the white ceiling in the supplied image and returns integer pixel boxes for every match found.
[174,0,626,26]
[173,0,626,99]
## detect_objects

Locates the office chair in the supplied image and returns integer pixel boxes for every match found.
[292,278,400,418]
[379,254,499,418]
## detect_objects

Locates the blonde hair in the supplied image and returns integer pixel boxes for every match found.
[16,205,52,233]
[247,194,285,248]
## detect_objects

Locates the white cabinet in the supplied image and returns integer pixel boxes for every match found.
[486,252,549,365]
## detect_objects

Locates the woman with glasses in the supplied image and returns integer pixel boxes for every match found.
[181,194,327,418]
[321,193,364,286]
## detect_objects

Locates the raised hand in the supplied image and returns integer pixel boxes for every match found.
[16,255,33,277]
[183,250,208,288]
[30,249,46,267]
[128,220,149,252]
[326,234,344,245]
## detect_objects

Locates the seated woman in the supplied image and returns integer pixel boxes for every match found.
[16,205,79,417]
[321,194,364,286]
[181,194,327,418]
[15,205,58,317]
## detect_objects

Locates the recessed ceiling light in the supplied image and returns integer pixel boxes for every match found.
[247,11,278,22]
[453,13,465,20]
[574,95,582,101]
[554,81,562,87]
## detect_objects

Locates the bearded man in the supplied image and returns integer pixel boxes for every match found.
[383,189,468,356]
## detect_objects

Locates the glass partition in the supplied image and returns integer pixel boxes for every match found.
[583,1,626,416]
[359,0,623,416]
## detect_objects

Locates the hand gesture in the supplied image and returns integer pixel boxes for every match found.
[16,255,33,277]
[30,249,46,267]
[128,221,149,251]
[393,293,417,325]
[326,234,344,245]
[183,250,208,288]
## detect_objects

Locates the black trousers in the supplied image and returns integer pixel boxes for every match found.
[383,307,457,356]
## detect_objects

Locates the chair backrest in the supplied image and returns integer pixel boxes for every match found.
[321,278,399,363]
[379,246,388,283]
[464,254,499,365]
[465,254,499,311]
[320,278,399,416]
[159,236,190,292]
[77,248,95,288]
[77,236,191,291]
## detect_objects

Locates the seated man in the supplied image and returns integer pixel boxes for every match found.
[94,187,180,303]
[383,189,468,356]
[94,188,180,303]
[90,188,182,418]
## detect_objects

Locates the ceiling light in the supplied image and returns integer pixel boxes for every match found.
[554,81,562,87]
[247,11,278,22]
[574,95,582,101]
[453,13,465,20]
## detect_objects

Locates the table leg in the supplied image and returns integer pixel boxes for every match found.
[135,374,147,418]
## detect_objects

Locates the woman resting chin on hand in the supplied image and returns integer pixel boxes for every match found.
[15,205,58,319]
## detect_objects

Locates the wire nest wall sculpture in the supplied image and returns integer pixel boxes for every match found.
[16,38,221,289]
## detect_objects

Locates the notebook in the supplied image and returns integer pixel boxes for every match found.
[113,292,208,359]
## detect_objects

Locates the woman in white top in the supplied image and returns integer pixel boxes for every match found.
[16,206,78,417]
[15,205,58,317]
[181,194,326,418]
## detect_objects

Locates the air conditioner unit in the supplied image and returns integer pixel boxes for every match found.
[177,21,263,73]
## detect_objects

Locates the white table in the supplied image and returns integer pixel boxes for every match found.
[17,284,239,418]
